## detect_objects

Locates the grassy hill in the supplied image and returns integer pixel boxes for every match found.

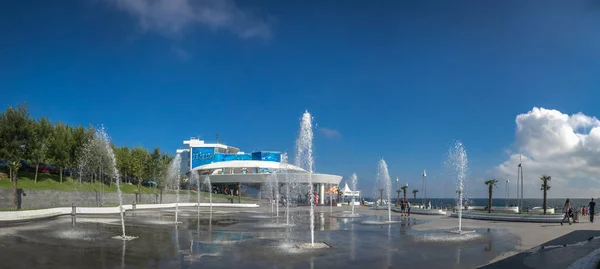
[0,171,255,200]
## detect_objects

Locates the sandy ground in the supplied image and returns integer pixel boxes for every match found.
[314,205,600,265]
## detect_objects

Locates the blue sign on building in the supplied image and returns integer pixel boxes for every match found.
[191,147,215,168]
[191,148,282,169]
[252,151,281,162]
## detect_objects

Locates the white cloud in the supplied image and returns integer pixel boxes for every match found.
[495,107,600,198]
[106,0,270,39]
[319,127,341,139]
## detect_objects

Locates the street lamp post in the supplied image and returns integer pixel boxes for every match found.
[505,178,509,207]
[422,169,427,205]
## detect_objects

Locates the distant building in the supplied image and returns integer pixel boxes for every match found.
[176,137,342,204]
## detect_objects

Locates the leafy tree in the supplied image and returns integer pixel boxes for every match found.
[484,179,498,213]
[114,147,131,181]
[155,152,172,203]
[400,185,408,201]
[70,125,87,178]
[540,175,551,215]
[130,146,149,193]
[412,189,419,204]
[0,103,34,209]
[48,122,74,183]
[29,117,53,183]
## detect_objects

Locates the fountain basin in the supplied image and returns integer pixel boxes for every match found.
[446,230,476,235]
[296,242,331,249]
[360,220,402,225]
[0,203,260,223]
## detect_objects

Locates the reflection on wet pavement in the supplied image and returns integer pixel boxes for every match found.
[0,208,518,268]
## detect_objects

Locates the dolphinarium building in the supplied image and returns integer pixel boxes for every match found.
[176,137,342,204]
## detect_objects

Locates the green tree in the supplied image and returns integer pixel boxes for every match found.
[156,152,172,203]
[0,103,34,209]
[400,185,408,201]
[130,146,149,193]
[114,147,131,180]
[48,122,74,183]
[29,117,53,183]
[540,175,551,215]
[412,189,419,204]
[484,179,498,213]
[70,125,87,178]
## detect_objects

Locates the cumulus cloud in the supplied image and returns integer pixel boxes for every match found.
[106,0,271,39]
[495,107,600,198]
[319,127,341,139]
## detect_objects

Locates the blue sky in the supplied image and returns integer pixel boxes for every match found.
[2,0,600,198]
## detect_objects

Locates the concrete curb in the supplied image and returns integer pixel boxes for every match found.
[0,203,260,222]
[450,212,564,223]
[392,208,447,215]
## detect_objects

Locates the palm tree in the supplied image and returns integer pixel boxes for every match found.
[396,189,401,206]
[540,175,551,215]
[412,189,419,204]
[484,179,498,213]
[400,185,408,201]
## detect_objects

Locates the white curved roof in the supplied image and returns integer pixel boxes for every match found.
[191,160,308,173]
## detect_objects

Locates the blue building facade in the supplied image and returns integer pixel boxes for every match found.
[190,147,281,170]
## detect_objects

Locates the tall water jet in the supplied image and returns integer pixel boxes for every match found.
[95,126,136,240]
[293,111,329,249]
[295,111,315,246]
[191,171,200,217]
[275,174,280,218]
[168,153,182,224]
[350,173,358,216]
[447,140,474,234]
[265,174,274,214]
[281,153,291,225]
[203,176,213,212]
[377,159,392,222]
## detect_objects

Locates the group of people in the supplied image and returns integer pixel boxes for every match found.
[561,198,596,225]
[399,199,411,216]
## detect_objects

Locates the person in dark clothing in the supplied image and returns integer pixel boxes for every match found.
[16,188,26,210]
[561,199,571,226]
[589,198,596,223]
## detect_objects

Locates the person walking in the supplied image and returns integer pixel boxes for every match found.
[561,199,572,226]
[589,198,596,223]
[16,188,26,210]
[400,199,406,216]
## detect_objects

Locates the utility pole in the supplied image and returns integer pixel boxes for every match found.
[423,169,427,206]
[505,178,509,207]
[517,154,524,213]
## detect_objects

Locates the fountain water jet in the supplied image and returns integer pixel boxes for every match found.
[378,159,392,222]
[191,171,200,217]
[94,126,136,241]
[281,153,291,225]
[168,153,182,224]
[446,140,475,235]
[360,160,400,225]
[203,176,213,212]
[350,173,358,216]
[295,111,329,249]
